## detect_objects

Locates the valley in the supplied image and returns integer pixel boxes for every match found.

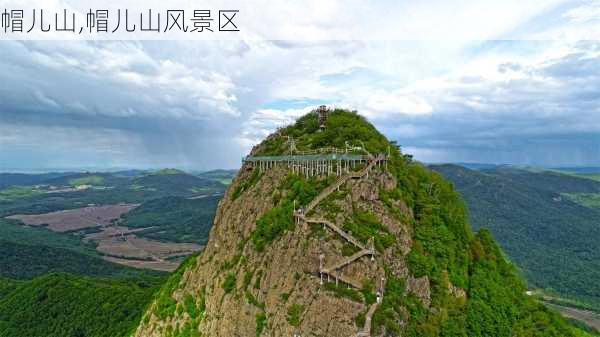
[432,164,600,329]
[7,204,138,232]
[7,203,202,271]
[0,169,235,337]
[0,169,235,276]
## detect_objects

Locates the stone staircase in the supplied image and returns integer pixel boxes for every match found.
[293,153,387,337]
[303,218,367,250]
[320,270,363,289]
[322,248,374,274]
[301,154,386,215]
[356,301,380,337]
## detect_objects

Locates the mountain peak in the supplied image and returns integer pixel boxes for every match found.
[135,109,589,337]
[252,109,394,157]
[153,168,186,175]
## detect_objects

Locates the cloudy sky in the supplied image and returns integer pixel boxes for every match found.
[1,0,600,171]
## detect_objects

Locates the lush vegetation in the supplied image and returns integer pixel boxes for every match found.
[370,153,474,335]
[286,303,305,327]
[196,169,237,186]
[250,174,333,251]
[0,185,43,202]
[255,312,267,336]
[162,285,206,337]
[222,273,237,293]
[432,164,600,309]
[232,169,262,200]
[562,192,600,209]
[354,141,594,336]
[244,109,593,335]
[69,175,105,186]
[0,219,159,280]
[0,218,95,255]
[373,228,592,336]
[0,279,18,299]
[119,195,219,243]
[254,109,392,156]
[0,169,226,337]
[0,273,160,337]
[468,230,592,337]
[0,169,221,336]
[141,254,209,337]
[343,208,396,253]
[0,240,161,280]
[150,253,199,321]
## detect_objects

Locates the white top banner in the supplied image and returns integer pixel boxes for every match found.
[0,0,599,40]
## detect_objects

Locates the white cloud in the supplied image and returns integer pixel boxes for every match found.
[236,106,315,149]
[563,0,600,23]
[2,0,600,169]
[6,41,239,119]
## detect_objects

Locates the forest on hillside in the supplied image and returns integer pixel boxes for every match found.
[432,164,600,311]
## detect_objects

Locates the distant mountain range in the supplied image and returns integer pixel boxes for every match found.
[439,162,600,174]
[432,164,600,310]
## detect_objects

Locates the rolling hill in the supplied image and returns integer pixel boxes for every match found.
[0,169,226,217]
[118,195,220,244]
[131,170,224,196]
[0,172,73,189]
[431,164,600,309]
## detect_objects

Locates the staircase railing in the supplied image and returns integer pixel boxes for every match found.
[291,153,387,337]
[300,154,386,215]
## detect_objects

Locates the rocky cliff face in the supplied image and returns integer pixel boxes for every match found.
[134,109,590,337]
[136,164,426,336]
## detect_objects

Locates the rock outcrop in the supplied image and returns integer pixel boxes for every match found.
[134,109,589,337]
[136,161,416,336]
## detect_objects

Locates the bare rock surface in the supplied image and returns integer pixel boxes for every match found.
[135,165,428,337]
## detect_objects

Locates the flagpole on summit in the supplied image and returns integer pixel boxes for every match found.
[318,105,328,131]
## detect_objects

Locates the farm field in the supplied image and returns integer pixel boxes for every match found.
[94,233,201,271]
[0,169,227,275]
[6,204,203,271]
[7,204,138,232]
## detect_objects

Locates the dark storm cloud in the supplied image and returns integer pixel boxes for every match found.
[0,41,247,170]
[1,37,600,171]
[373,42,600,166]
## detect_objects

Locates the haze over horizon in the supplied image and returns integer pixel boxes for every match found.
[2,1,600,171]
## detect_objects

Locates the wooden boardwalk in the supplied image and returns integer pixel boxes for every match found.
[243,150,387,178]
